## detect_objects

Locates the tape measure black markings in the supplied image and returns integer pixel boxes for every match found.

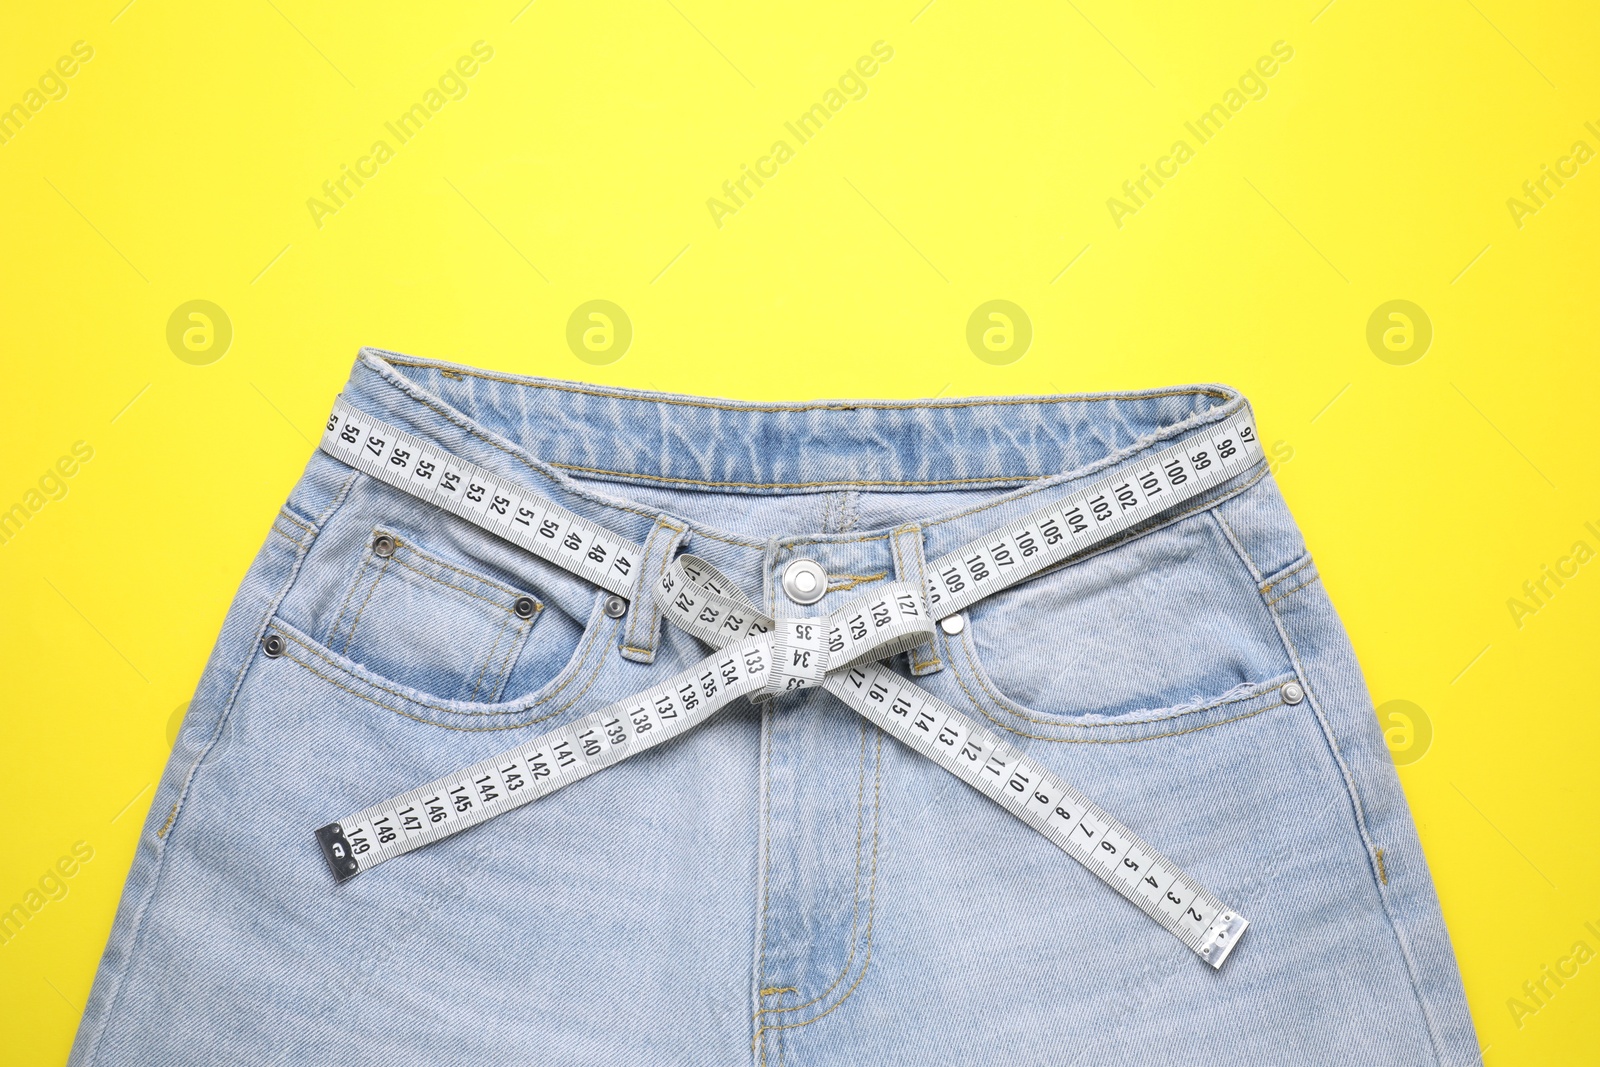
[310,401,1262,969]
[320,402,643,599]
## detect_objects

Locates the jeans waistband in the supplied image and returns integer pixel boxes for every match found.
[336,348,1261,595]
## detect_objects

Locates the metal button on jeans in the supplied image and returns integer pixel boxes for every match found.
[781,558,827,605]
[939,614,966,636]
[1282,681,1305,705]
[513,596,537,620]
[372,533,397,558]
[603,594,629,618]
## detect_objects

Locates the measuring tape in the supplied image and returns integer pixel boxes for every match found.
[311,401,1262,969]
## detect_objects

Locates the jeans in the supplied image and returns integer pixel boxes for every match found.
[71,349,1479,1066]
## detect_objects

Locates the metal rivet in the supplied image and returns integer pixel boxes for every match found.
[513,595,537,620]
[1282,681,1305,705]
[939,614,966,636]
[372,533,396,558]
[262,633,285,658]
[781,558,828,605]
[603,594,628,618]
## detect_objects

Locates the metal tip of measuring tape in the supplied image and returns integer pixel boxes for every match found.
[1198,912,1249,970]
[314,823,361,884]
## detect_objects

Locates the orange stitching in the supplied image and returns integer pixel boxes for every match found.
[275,610,611,719]
[383,357,1231,410]
[338,556,390,654]
[826,572,887,592]
[755,731,882,1048]
[947,632,1283,742]
[367,357,1251,548]
[1265,573,1321,607]
[1375,848,1388,885]
[276,626,610,732]
[1261,555,1316,595]
[156,802,179,838]
[552,461,1049,490]
[759,722,871,1018]
[957,626,1274,730]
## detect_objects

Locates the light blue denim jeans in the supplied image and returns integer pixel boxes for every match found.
[71,350,1479,1065]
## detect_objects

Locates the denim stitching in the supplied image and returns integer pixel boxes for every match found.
[272,610,613,721]
[754,730,882,1049]
[1264,573,1321,607]
[1207,507,1452,1066]
[758,721,871,1018]
[78,468,359,1066]
[382,356,1231,409]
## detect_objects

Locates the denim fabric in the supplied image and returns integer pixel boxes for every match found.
[71,349,1479,1066]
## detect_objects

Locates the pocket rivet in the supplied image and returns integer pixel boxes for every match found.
[939,614,965,636]
[262,633,285,658]
[1282,681,1305,705]
[603,594,628,619]
[513,595,537,620]
[372,534,397,558]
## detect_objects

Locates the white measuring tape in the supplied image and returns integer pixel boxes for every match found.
[310,401,1262,968]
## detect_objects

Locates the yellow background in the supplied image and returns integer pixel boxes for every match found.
[2,1,1596,1061]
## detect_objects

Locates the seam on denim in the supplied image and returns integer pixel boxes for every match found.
[621,520,668,655]
[758,721,871,1018]
[80,469,360,1066]
[486,609,537,704]
[826,572,887,592]
[274,622,612,732]
[275,506,315,536]
[1264,573,1321,607]
[622,519,686,658]
[1221,519,1452,1066]
[363,356,1248,549]
[1260,553,1315,594]
[1209,509,1264,584]
[359,374,768,547]
[1265,617,1450,1066]
[385,357,1232,409]
[380,537,540,614]
[755,709,775,1054]
[386,528,547,606]
[1376,847,1388,885]
[947,631,1285,742]
[273,610,611,720]
[330,552,375,650]
[467,615,513,703]
[759,987,798,996]
[269,524,305,550]
[755,730,881,1046]
[959,622,1283,729]
[338,556,390,655]
[155,803,178,839]
[551,461,1056,490]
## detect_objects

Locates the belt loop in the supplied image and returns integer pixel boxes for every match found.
[891,523,943,676]
[619,515,689,664]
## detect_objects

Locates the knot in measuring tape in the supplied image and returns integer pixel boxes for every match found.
[308,399,1265,970]
[655,554,935,697]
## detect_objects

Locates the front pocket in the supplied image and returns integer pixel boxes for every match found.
[326,527,544,703]
[950,510,1294,728]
